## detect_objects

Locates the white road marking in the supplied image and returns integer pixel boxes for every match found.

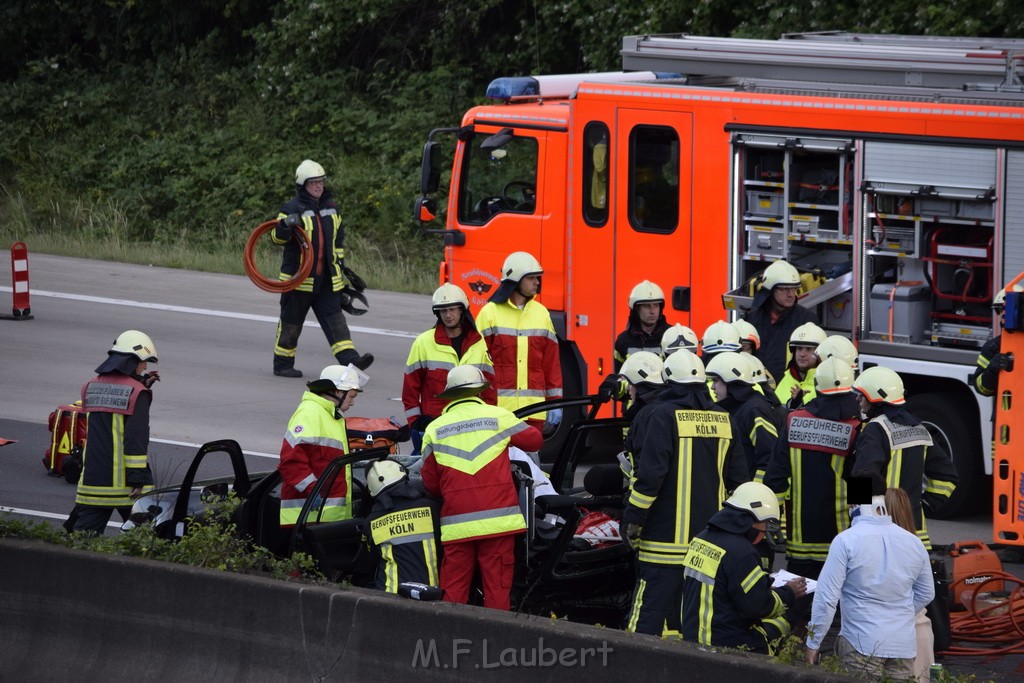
[0,287,418,339]
[0,506,121,528]
[152,437,279,460]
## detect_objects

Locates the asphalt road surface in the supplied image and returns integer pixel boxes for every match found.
[1,253,431,527]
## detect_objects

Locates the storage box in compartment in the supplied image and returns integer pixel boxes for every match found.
[790,214,838,238]
[956,200,994,220]
[869,284,932,344]
[872,226,916,254]
[746,227,785,258]
[915,197,955,216]
[745,190,784,217]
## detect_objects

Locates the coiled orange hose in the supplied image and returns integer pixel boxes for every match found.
[939,570,1024,656]
[243,220,313,294]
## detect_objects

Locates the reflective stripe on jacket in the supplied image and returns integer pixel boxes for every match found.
[76,374,153,508]
[402,324,495,425]
[849,407,959,549]
[623,385,749,564]
[476,299,562,417]
[272,188,345,292]
[763,399,860,562]
[278,391,352,526]
[419,397,535,543]
[367,483,442,592]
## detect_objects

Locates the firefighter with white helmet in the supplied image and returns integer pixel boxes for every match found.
[364,459,442,593]
[402,283,495,454]
[614,280,672,372]
[732,318,761,355]
[775,322,827,407]
[973,282,1023,397]
[599,280,672,405]
[278,363,369,527]
[682,482,807,653]
[271,159,373,378]
[742,259,821,382]
[816,335,859,371]
[660,323,699,357]
[763,357,862,579]
[613,351,667,485]
[700,320,742,362]
[706,352,782,482]
[848,367,958,548]
[476,251,562,428]
[68,330,160,534]
[420,365,543,610]
[622,349,747,636]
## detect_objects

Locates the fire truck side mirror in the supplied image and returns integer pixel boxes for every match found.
[420,141,442,194]
[413,197,436,223]
[671,286,691,312]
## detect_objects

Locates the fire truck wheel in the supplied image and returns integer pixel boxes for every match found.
[908,392,984,519]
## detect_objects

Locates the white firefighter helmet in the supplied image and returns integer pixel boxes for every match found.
[816,335,859,370]
[318,364,369,392]
[110,330,158,363]
[435,364,490,399]
[366,459,408,497]
[993,283,1024,308]
[814,356,855,395]
[853,366,905,405]
[725,482,781,523]
[661,324,699,356]
[702,320,742,354]
[662,349,706,385]
[620,351,665,387]
[705,351,757,385]
[760,260,801,291]
[732,319,761,351]
[295,159,326,185]
[432,283,469,311]
[789,322,827,349]
[627,280,665,310]
[746,354,773,386]
[501,251,543,282]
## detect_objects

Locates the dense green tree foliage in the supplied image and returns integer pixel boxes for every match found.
[0,1,1019,290]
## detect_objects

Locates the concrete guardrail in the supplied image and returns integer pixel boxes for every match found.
[0,539,852,682]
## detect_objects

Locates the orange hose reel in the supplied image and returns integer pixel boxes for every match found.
[243,220,312,294]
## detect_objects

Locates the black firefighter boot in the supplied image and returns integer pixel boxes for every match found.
[273,356,302,378]
[337,350,374,371]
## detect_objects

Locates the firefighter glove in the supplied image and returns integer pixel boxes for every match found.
[598,375,622,402]
[412,415,434,432]
[989,352,1013,373]
[339,287,369,316]
[343,266,367,292]
[276,214,301,240]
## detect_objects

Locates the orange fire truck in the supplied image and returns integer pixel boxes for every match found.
[415,32,1024,517]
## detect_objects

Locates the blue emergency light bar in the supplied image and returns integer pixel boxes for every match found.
[486,71,679,100]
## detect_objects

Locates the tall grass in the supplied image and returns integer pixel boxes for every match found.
[0,183,441,293]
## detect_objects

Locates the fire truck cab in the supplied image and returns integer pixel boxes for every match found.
[416,32,1024,517]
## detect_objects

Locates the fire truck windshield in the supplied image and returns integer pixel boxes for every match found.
[457,133,538,224]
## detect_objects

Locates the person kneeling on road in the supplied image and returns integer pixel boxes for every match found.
[420,365,543,610]
[364,459,442,593]
[682,482,807,654]
[278,364,368,527]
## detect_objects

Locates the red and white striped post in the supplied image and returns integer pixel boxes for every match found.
[2,242,33,320]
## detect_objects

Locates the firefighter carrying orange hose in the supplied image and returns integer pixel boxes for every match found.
[243,159,373,378]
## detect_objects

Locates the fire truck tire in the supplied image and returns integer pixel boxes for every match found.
[907,392,984,519]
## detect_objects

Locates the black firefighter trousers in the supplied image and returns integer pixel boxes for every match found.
[274,278,357,372]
